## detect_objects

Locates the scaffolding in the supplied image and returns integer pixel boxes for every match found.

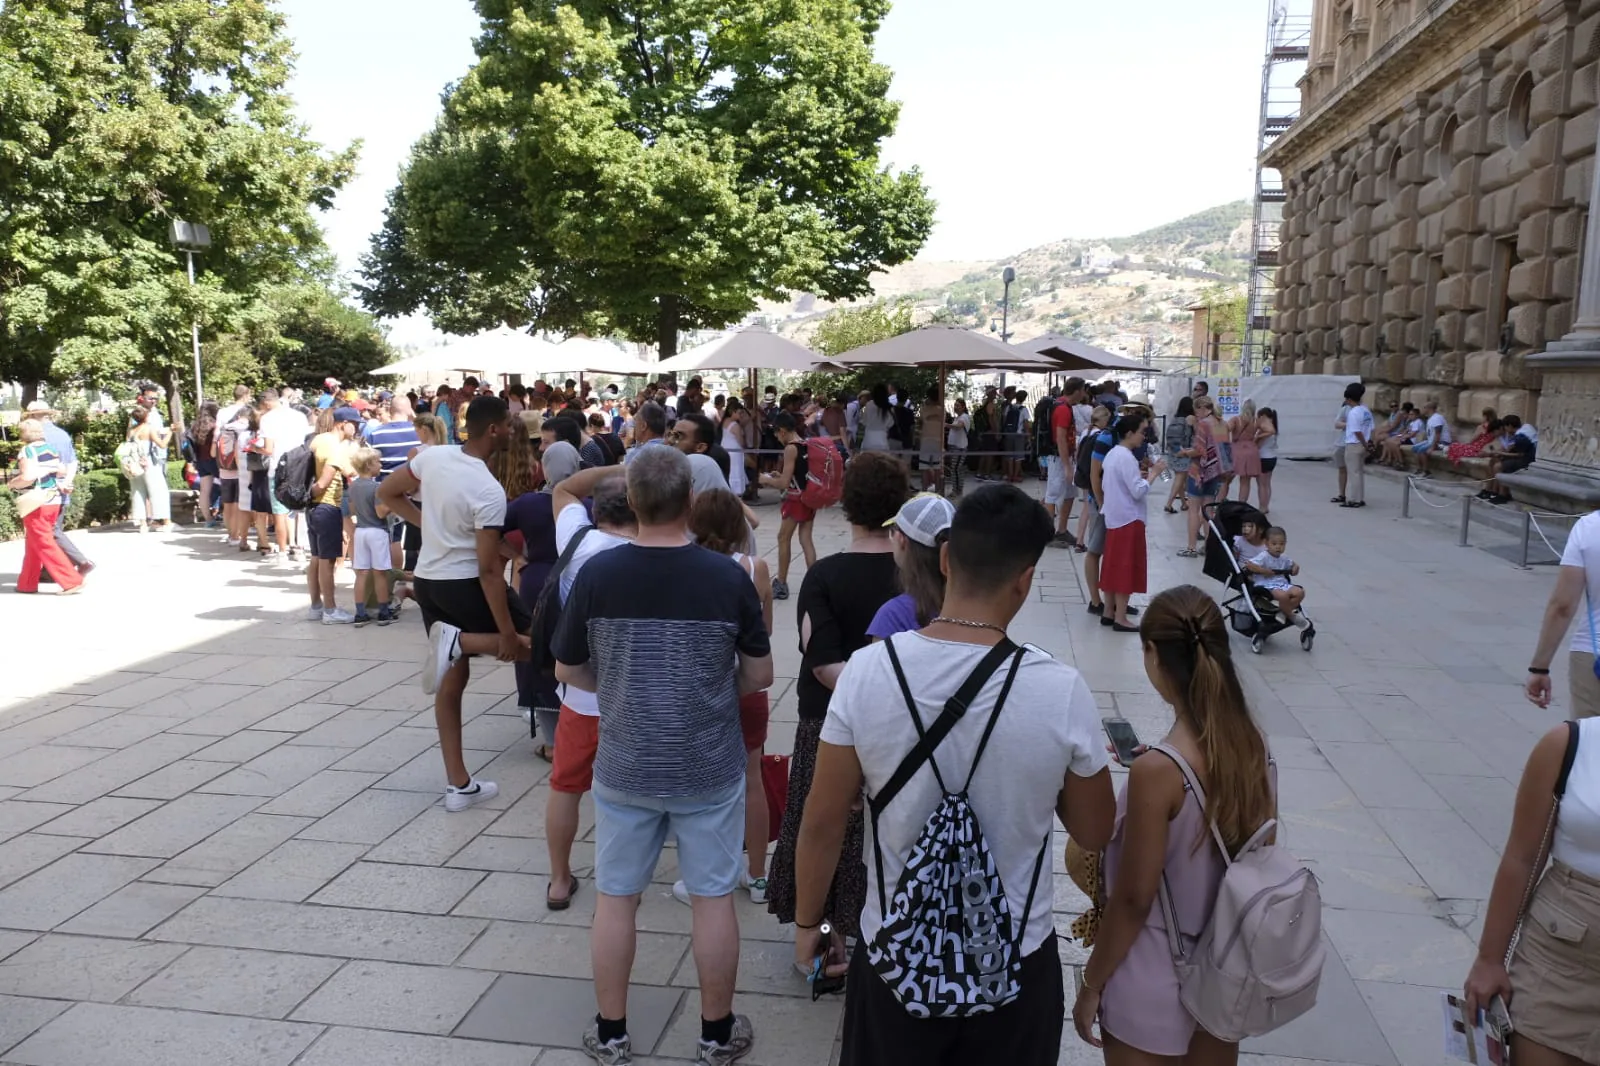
[1241,0,1312,376]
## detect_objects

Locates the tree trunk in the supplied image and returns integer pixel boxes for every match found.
[20,382,39,407]
[163,366,187,438]
[657,294,679,382]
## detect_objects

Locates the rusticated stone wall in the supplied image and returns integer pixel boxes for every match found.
[1266,0,1600,434]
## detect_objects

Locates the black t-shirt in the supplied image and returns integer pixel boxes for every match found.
[796,551,900,721]
[553,543,770,796]
[787,440,809,492]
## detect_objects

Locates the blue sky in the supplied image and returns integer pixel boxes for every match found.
[280,0,1269,334]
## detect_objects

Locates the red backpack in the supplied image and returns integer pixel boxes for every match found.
[799,437,844,510]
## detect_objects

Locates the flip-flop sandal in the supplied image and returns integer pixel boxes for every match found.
[1176,549,1201,558]
[533,744,554,764]
[547,876,580,911]
[1163,505,1178,514]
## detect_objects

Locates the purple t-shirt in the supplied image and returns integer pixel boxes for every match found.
[867,593,919,640]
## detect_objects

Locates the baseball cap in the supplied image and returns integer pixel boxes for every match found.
[376,390,393,401]
[885,493,956,548]
[332,406,363,424]
[324,377,340,389]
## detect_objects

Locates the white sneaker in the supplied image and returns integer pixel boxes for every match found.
[321,608,355,625]
[420,621,462,695]
[305,605,324,622]
[444,779,498,812]
[224,537,241,546]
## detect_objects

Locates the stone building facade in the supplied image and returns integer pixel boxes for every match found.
[1263,0,1600,450]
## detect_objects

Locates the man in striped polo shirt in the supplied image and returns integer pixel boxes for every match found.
[366,396,422,581]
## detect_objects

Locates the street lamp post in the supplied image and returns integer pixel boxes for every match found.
[1000,266,1016,343]
[168,219,211,411]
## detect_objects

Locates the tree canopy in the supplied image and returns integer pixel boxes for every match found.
[360,0,936,359]
[0,0,358,413]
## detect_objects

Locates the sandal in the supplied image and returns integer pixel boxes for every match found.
[1176,548,1200,558]
[1163,505,1178,514]
[1330,495,1346,504]
[533,744,554,764]
[547,875,580,911]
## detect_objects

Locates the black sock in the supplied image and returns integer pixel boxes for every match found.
[701,1013,734,1046]
[597,1014,627,1044]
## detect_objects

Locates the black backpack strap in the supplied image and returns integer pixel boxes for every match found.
[547,523,593,584]
[960,647,1027,792]
[871,637,1019,817]
[1556,719,1580,797]
[1013,832,1051,950]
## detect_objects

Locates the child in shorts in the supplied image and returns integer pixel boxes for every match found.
[1244,526,1310,631]
[346,448,396,627]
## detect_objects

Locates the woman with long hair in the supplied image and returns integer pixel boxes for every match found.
[721,396,752,498]
[411,413,445,451]
[127,405,174,534]
[1255,406,1280,515]
[1073,585,1275,1064]
[667,488,777,904]
[768,452,909,971]
[1463,717,1599,1066]
[859,382,894,453]
[188,400,221,527]
[1162,396,1195,515]
[1228,400,1262,507]
[1178,396,1226,558]
[492,421,539,501]
[867,493,954,640]
[1448,409,1502,466]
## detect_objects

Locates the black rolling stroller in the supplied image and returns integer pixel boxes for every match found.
[1201,501,1314,654]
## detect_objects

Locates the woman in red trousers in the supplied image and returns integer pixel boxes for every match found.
[12,420,83,595]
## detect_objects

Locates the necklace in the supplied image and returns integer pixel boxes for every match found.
[931,616,1007,635]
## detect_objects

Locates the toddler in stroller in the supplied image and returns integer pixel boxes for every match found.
[1202,501,1316,653]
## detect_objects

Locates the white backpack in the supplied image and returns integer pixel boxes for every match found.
[1152,743,1324,1042]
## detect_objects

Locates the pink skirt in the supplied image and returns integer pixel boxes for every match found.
[1100,520,1147,595]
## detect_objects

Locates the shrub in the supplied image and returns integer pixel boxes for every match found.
[0,490,17,542]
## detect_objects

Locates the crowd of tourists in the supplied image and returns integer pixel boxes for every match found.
[8,363,1598,1066]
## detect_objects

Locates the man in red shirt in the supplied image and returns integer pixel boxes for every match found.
[1046,377,1088,547]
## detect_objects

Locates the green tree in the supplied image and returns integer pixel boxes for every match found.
[203,284,397,396]
[0,1,356,416]
[360,0,935,360]
[797,298,940,400]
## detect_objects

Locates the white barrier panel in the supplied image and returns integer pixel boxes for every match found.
[1150,374,1360,460]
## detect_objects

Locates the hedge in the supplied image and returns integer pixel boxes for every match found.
[0,461,188,541]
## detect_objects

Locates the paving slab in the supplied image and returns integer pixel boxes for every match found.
[309,860,486,913]
[5,1002,319,1066]
[125,945,342,1018]
[149,896,488,965]
[454,973,681,1051]
[56,881,208,938]
[290,959,496,1034]
[211,838,370,902]
[79,792,263,858]
[291,1026,539,1066]
[0,996,70,1060]
[0,935,187,1001]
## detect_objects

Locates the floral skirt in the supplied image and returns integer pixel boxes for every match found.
[766,715,867,938]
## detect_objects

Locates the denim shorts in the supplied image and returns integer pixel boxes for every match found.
[592,778,745,898]
[1187,476,1221,498]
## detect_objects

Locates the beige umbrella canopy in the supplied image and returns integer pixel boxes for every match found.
[655,329,843,374]
[1019,332,1149,373]
[835,325,1059,371]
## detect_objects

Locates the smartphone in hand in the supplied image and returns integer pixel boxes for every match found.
[1102,717,1142,765]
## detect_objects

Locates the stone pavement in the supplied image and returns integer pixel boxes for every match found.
[0,461,1579,1066]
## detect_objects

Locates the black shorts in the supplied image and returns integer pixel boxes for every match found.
[1500,457,1531,475]
[306,503,343,561]
[839,933,1062,1066]
[218,478,240,505]
[1261,457,1278,473]
[413,576,533,641]
[401,522,423,572]
[248,470,270,513]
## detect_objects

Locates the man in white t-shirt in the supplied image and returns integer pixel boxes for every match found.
[378,395,529,813]
[793,482,1114,1063]
[1411,399,1452,476]
[1526,509,1600,719]
[541,465,637,908]
[1339,382,1374,508]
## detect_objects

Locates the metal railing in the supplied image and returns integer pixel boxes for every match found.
[1400,475,1581,569]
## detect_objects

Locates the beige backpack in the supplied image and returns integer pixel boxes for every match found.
[1153,743,1324,1042]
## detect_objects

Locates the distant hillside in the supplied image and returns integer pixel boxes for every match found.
[761,200,1254,371]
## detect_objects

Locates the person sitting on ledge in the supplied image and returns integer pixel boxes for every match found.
[1478,415,1538,506]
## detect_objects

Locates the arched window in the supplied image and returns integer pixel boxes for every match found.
[1437,114,1459,180]
[1508,73,1534,150]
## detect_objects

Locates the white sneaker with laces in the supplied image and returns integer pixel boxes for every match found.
[444,779,498,813]
[321,608,356,625]
[305,605,325,622]
[696,1014,754,1065]
[421,621,462,695]
[582,1026,633,1065]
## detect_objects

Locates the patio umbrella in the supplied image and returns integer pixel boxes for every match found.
[553,337,658,377]
[836,325,1058,371]
[655,329,843,374]
[1019,333,1149,373]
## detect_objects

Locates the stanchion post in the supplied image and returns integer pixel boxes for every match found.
[1401,478,1411,519]
[1519,510,1533,569]
[1459,495,1472,546]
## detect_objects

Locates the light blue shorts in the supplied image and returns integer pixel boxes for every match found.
[593,778,745,898]
[1411,441,1432,455]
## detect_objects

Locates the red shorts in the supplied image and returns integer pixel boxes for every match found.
[781,493,815,524]
[739,691,770,752]
[1099,520,1148,596]
[550,706,599,794]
